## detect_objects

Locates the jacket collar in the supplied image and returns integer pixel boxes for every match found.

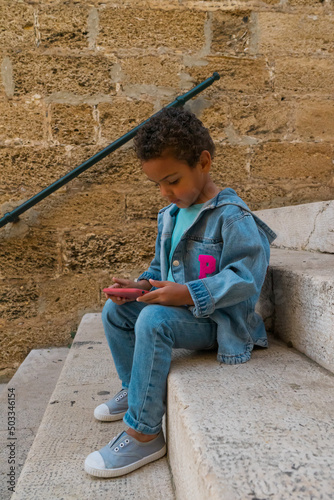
[166,188,243,214]
[161,188,277,244]
[166,188,233,217]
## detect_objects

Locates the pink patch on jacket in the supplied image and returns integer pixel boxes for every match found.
[198,254,217,279]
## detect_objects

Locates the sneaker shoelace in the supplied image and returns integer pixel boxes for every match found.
[115,390,127,402]
[108,432,123,448]
[108,432,130,451]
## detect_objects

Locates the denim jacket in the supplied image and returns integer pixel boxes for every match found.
[137,188,277,364]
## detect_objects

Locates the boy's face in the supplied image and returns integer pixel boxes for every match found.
[142,153,212,208]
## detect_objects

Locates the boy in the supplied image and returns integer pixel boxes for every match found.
[85,107,277,478]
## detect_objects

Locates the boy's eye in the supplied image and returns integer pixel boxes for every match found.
[153,178,179,187]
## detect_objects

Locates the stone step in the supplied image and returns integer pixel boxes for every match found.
[0,383,7,396]
[12,314,176,500]
[257,247,334,374]
[167,336,334,500]
[13,314,334,500]
[0,348,68,500]
[255,200,334,254]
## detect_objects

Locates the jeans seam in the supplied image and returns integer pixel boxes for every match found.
[136,318,174,424]
[136,327,158,424]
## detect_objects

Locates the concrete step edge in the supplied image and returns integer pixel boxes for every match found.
[254,199,334,254]
[167,337,334,500]
[257,247,334,373]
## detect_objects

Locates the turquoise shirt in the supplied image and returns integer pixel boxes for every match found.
[167,203,205,282]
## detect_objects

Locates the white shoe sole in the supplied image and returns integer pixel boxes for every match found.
[84,445,167,478]
[94,407,127,422]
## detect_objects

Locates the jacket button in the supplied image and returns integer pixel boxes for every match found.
[172,260,180,267]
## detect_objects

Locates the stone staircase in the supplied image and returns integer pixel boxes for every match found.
[0,348,68,500]
[3,200,334,499]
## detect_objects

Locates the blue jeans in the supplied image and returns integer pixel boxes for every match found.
[101,299,217,435]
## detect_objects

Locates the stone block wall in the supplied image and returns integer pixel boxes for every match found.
[1,0,333,374]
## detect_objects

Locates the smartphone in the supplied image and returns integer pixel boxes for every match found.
[103,288,150,299]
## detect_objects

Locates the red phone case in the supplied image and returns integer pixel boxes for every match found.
[103,288,150,299]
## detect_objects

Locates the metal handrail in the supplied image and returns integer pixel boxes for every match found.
[0,72,220,228]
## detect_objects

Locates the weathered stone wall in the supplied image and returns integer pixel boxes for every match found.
[1,0,333,375]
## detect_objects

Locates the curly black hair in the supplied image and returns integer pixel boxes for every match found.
[133,107,215,168]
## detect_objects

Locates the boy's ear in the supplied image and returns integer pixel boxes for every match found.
[199,150,212,172]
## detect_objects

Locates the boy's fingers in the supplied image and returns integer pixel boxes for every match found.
[149,279,168,288]
[113,277,129,284]
[150,280,177,290]
[137,290,159,303]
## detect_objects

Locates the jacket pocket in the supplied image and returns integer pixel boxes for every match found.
[185,239,223,281]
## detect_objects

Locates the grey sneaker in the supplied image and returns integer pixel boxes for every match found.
[94,389,128,421]
[84,430,166,478]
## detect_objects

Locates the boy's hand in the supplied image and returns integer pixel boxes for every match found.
[136,279,194,307]
[104,277,151,304]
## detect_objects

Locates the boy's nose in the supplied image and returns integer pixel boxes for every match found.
[160,185,172,198]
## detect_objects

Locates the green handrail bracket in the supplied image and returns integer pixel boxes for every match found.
[0,72,220,228]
